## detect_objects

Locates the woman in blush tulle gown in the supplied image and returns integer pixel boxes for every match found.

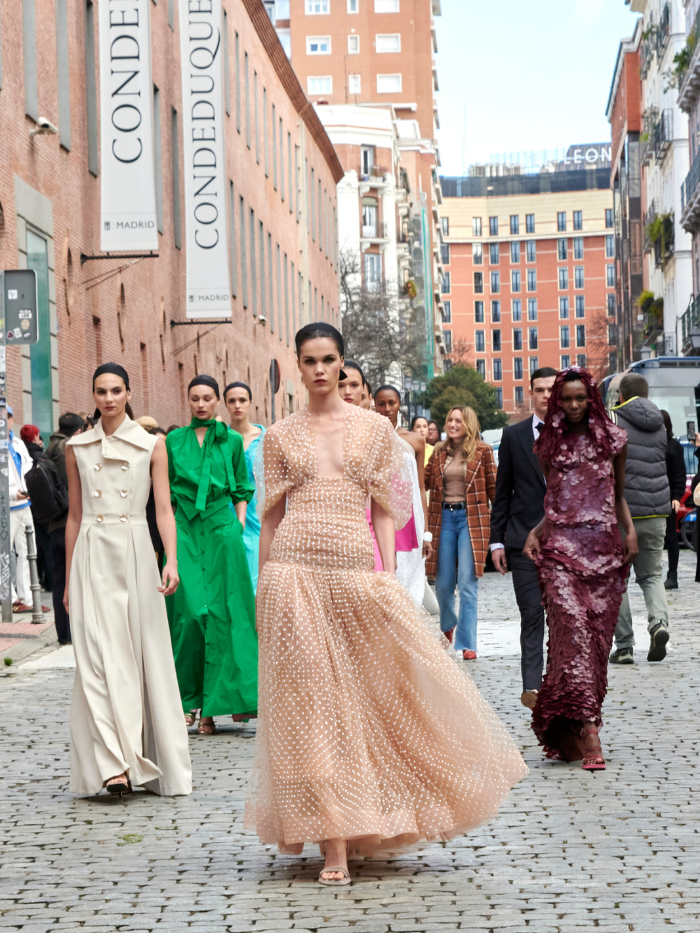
[244,322,527,886]
[523,368,638,771]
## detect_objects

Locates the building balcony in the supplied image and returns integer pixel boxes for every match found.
[677,8,700,111]
[651,215,675,269]
[360,222,391,244]
[640,109,672,166]
[681,294,700,353]
[681,151,700,232]
[643,199,657,252]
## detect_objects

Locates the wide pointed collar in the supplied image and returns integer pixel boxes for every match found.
[69,415,152,461]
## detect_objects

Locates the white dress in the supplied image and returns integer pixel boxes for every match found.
[68,417,192,796]
[395,434,426,607]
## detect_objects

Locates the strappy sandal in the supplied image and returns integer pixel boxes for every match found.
[197,718,216,735]
[105,774,132,797]
[581,723,606,771]
[184,710,197,728]
[318,840,352,886]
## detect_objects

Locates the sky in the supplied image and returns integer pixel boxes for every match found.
[434,0,640,176]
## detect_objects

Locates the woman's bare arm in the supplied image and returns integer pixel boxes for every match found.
[258,496,286,576]
[371,498,396,574]
[235,501,247,528]
[63,445,82,613]
[150,438,180,595]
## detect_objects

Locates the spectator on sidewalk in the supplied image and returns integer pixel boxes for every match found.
[20,424,53,593]
[660,411,687,591]
[46,413,85,644]
[490,366,557,709]
[609,374,671,665]
[8,407,35,613]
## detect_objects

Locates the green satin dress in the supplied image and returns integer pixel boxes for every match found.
[165,418,257,717]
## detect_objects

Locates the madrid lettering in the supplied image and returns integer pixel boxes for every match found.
[187,0,222,251]
[107,2,145,165]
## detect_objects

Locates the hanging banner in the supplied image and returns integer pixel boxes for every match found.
[98,0,159,251]
[179,0,232,318]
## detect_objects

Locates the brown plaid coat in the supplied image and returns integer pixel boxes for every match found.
[424,442,498,579]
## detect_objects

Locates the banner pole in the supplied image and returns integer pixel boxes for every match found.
[0,273,12,624]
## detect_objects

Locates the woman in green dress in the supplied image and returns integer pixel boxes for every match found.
[165,374,258,735]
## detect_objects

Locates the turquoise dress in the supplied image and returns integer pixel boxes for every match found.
[241,425,265,593]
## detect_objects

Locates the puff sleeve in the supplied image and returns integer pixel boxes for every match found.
[367,417,413,531]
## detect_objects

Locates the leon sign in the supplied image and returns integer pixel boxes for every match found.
[178,0,232,318]
[98,0,159,251]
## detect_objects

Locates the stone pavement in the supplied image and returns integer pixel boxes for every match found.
[1,554,700,933]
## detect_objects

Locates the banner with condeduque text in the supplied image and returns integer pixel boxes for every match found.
[98,0,159,251]
[178,0,232,318]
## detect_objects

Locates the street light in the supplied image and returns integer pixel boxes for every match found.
[689,330,700,353]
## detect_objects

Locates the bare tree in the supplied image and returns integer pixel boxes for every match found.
[584,305,615,383]
[340,249,428,389]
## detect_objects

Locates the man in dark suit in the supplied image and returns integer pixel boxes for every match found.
[490,367,557,709]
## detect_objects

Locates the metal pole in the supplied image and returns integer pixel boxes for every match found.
[25,524,45,624]
[0,273,11,624]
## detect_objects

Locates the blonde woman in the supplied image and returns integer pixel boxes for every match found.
[424,406,497,660]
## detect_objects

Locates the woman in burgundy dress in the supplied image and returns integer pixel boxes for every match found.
[523,368,638,770]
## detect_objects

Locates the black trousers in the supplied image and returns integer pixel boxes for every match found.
[507,548,546,692]
[665,511,679,577]
[50,527,70,644]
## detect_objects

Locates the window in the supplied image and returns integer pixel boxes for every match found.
[489,216,498,236]
[171,108,181,249]
[254,72,260,162]
[606,234,615,258]
[441,217,450,236]
[527,269,537,291]
[444,330,452,353]
[561,354,570,369]
[348,0,359,9]
[85,0,98,175]
[472,217,482,236]
[490,272,500,293]
[558,268,568,290]
[307,35,331,53]
[376,33,401,52]
[348,34,360,53]
[493,358,502,381]
[362,198,377,236]
[526,240,536,262]
[306,0,329,11]
[279,116,285,202]
[364,252,382,290]
[474,272,483,293]
[527,298,538,321]
[560,325,570,349]
[607,294,616,316]
[360,144,375,176]
[441,271,451,294]
[510,241,520,263]
[510,215,519,235]
[475,330,485,352]
[558,238,568,260]
[443,301,451,323]
[277,28,291,56]
[529,327,538,350]
[375,0,400,10]
[529,357,539,375]
[607,264,616,287]
[576,324,586,347]
[515,386,524,404]
[575,295,585,317]
[153,87,164,234]
[574,266,584,289]
[307,76,332,94]
[476,359,486,377]
[472,242,483,264]
[577,354,586,367]
[377,74,402,93]
[605,208,614,228]
[514,357,523,380]
[441,243,450,265]
[559,297,569,319]
[495,388,503,408]
[492,331,501,352]
[526,213,535,233]
[489,243,499,264]
[573,210,582,230]
[574,237,584,260]
[513,328,522,351]
[245,52,251,148]
[608,323,616,345]
[348,74,361,93]
[511,270,521,292]
[557,211,566,232]
[272,103,277,187]
[512,299,522,321]
[491,300,500,322]
[474,300,484,322]
[56,0,71,149]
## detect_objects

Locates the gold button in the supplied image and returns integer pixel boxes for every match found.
[119,515,128,523]
[94,463,102,471]
[120,489,128,498]
[121,463,129,471]
[96,515,103,523]
[94,490,102,498]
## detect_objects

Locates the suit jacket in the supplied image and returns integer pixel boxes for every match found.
[489,417,546,552]
[424,442,497,579]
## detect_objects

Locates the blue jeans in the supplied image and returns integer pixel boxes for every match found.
[435,507,478,651]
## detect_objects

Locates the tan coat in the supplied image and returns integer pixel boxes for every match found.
[424,442,498,579]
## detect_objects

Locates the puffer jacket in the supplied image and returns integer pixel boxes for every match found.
[610,397,670,519]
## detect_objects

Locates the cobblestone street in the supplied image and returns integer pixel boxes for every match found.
[1,554,699,933]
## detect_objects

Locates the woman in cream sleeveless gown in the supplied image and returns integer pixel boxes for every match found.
[245,324,526,885]
[65,364,191,797]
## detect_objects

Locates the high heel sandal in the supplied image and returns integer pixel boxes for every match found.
[581,723,606,771]
[318,840,352,886]
[105,774,132,797]
[198,717,216,735]
[184,710,197,728]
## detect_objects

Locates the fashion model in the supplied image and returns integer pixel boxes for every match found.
[245,323,527,885]
[64,363,191,797]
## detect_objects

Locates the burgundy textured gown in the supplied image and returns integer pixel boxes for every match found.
[532,424,629,760]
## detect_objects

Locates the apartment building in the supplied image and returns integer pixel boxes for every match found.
[439,169,616,415]
[0,0,342,431]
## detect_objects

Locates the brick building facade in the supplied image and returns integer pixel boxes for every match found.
[0,0,343,434]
